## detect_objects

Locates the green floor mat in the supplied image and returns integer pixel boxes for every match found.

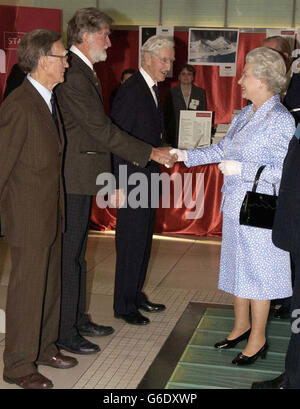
[165,307,290,389]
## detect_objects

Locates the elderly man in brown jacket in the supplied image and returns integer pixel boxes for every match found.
[55,7,175,355]
[0,30,77,389]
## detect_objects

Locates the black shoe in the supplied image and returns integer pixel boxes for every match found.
[139,301,166,313]
[274,306,290,319]
[77,321,114,337]
[114,311,150,325]
[232,342,268,365]
[251,373,285,389]
[56,334,100,355]
[214,328,251,349]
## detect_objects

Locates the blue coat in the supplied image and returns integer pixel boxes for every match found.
[185,95,295,299]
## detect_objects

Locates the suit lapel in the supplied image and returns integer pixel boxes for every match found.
[174,86,187,110]
[23,79,62,147]
[136,71,162,137]
[136,71,158,114]
[69,52,103,103]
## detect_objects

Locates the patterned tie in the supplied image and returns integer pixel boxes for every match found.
[50,93,59,133]
[152,84,163,135]
[93,70,102,94]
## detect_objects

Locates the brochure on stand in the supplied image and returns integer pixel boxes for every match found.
[178,111,212,150]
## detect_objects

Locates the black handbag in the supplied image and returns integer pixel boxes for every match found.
[239,165,277,229]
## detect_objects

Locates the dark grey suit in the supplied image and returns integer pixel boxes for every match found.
[164,84,206,147]
[111,70,162,315]
[272,133,300,389]
[55,52,152,342]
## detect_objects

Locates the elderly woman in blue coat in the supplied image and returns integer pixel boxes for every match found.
[172,47,295,365]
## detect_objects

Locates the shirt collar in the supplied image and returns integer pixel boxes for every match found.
[139,67,157,90]
[250,94,280,120]
[70,45,94,71]
[27,74,52,112]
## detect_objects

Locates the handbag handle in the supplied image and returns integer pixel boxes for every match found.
[252,165,276,195]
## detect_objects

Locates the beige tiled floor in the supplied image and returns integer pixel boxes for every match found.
[0,231,233,389]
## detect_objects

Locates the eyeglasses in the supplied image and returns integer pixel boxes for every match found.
[47,53,69,61]
[153,54,175,65]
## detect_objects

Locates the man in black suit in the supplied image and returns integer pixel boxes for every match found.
[164,64,206,147]
[263,35,296,319]
[55,8,175,355]
[111,35,175,325]
[252,125,300,389]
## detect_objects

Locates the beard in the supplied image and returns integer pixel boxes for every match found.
[90,47,107,63]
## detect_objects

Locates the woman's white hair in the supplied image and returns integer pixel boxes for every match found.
[246,47,287,94]
[141,35,174,63]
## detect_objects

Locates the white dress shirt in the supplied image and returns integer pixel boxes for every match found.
[70,45,94,71]
[139,67,158,106]
[27,74,52,112]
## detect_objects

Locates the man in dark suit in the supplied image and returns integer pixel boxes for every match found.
[252,125,300,389]
[0,29,77,389]
[262,36,300,320]
[164,64,206,147]
[111,35,175,325]
[55,8,175,355]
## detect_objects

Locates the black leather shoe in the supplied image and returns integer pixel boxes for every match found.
[214,328,251,349]
[251,373,285,389]
[232,342,268,365]
[139,301,166,313]
[114,311,150,325]
[77,321,114,337]
[57,334,100,355]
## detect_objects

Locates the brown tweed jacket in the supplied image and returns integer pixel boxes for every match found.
[0,79,65,247]
[55,52,152,195]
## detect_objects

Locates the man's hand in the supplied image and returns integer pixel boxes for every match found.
[108,189,126,208]
[150,147,177,168]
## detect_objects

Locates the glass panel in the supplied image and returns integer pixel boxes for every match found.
[33,0,97,30]
[228,0,294,28]
[99,0,160,25]
[162,0,225,27]
[295,0,300,27]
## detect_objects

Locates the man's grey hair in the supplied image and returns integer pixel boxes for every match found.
[141,35,174,63]
[18,29,61,73]
[67,7,113,47]
[246,47,287,95]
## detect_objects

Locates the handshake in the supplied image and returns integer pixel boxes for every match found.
[150,147,242,176]
[149,147,187,168]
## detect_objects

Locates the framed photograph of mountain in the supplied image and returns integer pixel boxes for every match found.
[188,28,239,66]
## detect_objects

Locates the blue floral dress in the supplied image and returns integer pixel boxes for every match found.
[185,95,295,299]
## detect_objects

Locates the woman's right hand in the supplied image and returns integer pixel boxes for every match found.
[218,160,242,176]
